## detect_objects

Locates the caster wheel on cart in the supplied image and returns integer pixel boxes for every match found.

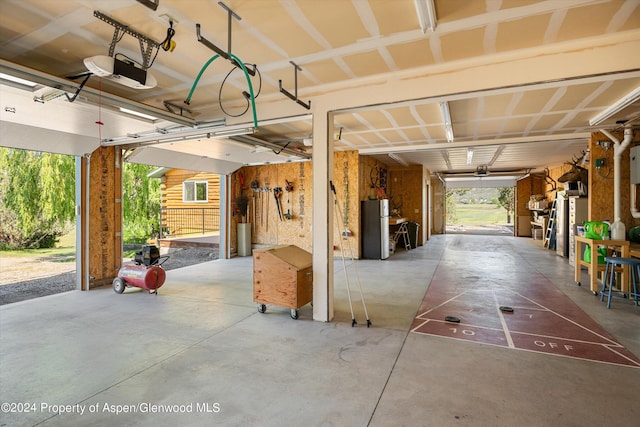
[290,309,298,320]
[113,277,125,294]
[258,304,266,314]
[576,281,581,287]
[592,291,598,296]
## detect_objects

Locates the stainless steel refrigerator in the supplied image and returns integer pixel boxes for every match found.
[361,199,390,259]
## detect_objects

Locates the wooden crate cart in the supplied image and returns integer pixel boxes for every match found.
[253,245,313,319]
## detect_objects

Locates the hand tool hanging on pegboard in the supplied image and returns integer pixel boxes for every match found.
[264,180,270,232]
[238,170,247,190]
[330,180,371,327]
[342,159,352,236]
[284,180,294,220]
[250,180,260,232]
[273,187,284,221]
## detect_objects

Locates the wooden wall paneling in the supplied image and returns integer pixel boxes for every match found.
[544,163,573,201]
[333,151,360,256]
[539,133,640,232]
[233,152,362,256]
[234,162,314,253]
[515,175,532,237]
[422,166,431,242]
[88,146,117,288]
[589,133,615,223]
[589,132,640,229]
[359,156,387,201]
[387,165,424,245]
[275,162,309,250]
[430,176,445,234]
[515,174,545,237]
[160,169,221,236]
[296,161,312,251]
[114,149,122,271]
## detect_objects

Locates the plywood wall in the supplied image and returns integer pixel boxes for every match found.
[589,132,640,229]
[539,132,640,232]
[387,165,425,245]
[543,163,575,199]
[359,156,388,201]
[231,161,314,253]
[231,151,381,257]
[89,146,120,288]
[430,177,445,234]
[515,174,546,237]
[333,151,360,255]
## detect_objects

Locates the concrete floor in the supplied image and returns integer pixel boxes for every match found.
[1,234,638,426]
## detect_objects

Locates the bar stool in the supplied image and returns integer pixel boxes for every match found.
[394,222,411,251]
[600,257,640,309]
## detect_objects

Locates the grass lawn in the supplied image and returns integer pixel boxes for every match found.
[1,228,75,261]
[452,203,510,225]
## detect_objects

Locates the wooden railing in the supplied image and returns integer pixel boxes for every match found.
[159,207,220,238]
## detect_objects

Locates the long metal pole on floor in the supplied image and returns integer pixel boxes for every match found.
[330,180,371,327]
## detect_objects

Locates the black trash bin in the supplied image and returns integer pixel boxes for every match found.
[406,222,420,249]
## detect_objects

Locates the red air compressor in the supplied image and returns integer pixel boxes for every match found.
[113,245,169,295]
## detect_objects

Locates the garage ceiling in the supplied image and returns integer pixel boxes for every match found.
[1,0,639,177]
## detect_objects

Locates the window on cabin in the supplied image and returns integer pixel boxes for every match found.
[183,180,208,203]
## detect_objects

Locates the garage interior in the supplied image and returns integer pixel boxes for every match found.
[1,1,640,425]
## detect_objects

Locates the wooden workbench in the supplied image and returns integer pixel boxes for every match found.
[630,243,640,259]
[574,236,630,294]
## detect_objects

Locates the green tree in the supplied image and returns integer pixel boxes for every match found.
[445,188,470,224]
[0,148,75,249]
[496,187,515,223]
[122,162,161,243]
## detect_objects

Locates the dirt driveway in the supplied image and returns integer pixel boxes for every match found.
[0,247,219,305]
[0,255,75,285]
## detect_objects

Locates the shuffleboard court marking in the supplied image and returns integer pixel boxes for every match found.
[411,268,640,368]
[492,288,514,348]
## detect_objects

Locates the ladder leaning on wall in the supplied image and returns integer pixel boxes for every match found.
[544,197,557,250]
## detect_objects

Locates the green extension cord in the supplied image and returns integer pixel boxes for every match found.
[184,54,258,129]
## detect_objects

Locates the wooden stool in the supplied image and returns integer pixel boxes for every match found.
[600,257,640,309]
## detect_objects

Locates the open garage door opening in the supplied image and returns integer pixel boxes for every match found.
[445,185,515,236]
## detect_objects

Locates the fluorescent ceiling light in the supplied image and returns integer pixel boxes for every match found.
[589,86,640,126]
[439,101,454,142]
[388,153,409,167]
[0,72,37,87]
[120,107,157,121]
[33,89,67,103]
[466,148,473,165]
[414,0,437,33]
[251,146,271,154]
[213,127,255,138]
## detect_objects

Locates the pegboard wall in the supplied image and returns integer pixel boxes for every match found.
[231,151,362,255]
[231,161,314,253]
